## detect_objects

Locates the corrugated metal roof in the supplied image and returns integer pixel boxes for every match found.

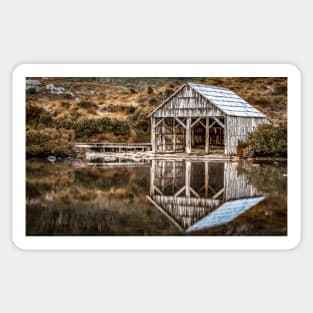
[186,196,265,232]
[188,83,266,118]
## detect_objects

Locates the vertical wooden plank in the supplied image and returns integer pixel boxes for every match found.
[162,118,166,152]
[150,159,155,196]
[205,161,209,197]
[191,127,194,147]
[186,117,191,153]
[173,118,176,152]
[205,117,209,154]
[224,116,227,155]
[161,160,165,191]
[171,160,175,193]
[151,117,156,153]
[185,160,191,197]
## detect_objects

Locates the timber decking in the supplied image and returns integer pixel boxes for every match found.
[75,142,152,152]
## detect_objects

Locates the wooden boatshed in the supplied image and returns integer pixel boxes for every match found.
[149,83,269,155]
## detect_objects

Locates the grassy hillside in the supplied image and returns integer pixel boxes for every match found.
[26,77,287,156]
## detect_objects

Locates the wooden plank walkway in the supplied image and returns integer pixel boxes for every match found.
[88,162,151,168]
[75,142,152,152]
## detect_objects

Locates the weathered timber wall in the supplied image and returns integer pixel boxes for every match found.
[225,116,269,155]
[152,195,221,229]
[152,85,224,118]
[155,118,185,152]
[224,162,259,200]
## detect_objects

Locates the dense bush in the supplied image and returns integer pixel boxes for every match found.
[127,108,150,140]
[125,106,136,114]
[55,116,74,130]
[254,97,271,106]
[149,98,158,105]
[26,87,37,95]
[147,86,154,94]
[77,100,97,109]
[26,128,73,156]
[38,113,53,126]
[164,88,174,98]
[239,123,287,157]
[273,84,287,95]
[98,92,106,99]
[60,101,71,109]
[107,104,119,113]
[73,117,130,138]
[105,104,136,114]
[26,104,45,123]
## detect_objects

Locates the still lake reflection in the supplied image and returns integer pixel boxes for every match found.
[26,159,287,236]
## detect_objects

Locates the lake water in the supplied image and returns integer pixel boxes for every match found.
[26,159,287,236]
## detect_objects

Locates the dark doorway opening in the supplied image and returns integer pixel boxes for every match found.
[191,118,225,153]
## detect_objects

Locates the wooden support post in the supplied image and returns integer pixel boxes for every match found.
[205,161,209,197]
[186,117,191,153]
[205,117,209,154]
[150,159,155,196]
[185,160,191,197]
[223,117,227,156]
[151,117,156,153]
[191,127,194,147]
[173,118,176,152]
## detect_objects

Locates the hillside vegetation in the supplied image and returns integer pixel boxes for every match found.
[26,77,287,156]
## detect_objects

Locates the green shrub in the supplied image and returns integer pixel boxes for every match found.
[255,97,271,106]
[77,100,97,109]
[127,108,150,139]
[38,113,53,126]
[111,119,131,136]
[273,84,287,95]
[26,87,37,95]
[149,98,158,105]
[125,106,136,114]
[147,86,154,94]
[164,88,174,98]
[70,108,82,119]
[107,104,119,112]
[56,117,74,130]
[98,92,106,99]
[60,101,71,109]
[73,117,130,138]
[27,129,54,145]
[26,128,73,156]
[241,123,287,157]
[26,105,45,123]
[106,104,136,114]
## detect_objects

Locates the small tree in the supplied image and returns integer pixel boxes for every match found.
[147,86,154,94]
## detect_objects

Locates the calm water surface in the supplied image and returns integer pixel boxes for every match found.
[26,159,287,235]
